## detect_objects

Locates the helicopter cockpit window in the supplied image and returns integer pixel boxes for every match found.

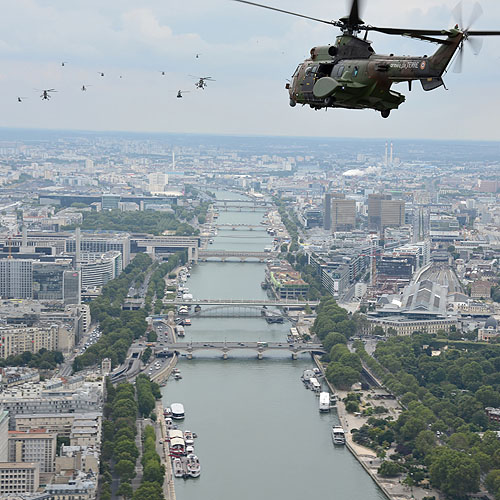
[292,65,301,78]
[336,65,345,77]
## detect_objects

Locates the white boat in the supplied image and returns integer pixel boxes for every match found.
[309,377,321,392]
[171,403,185,420]
[173,458,185,478]
[186,453,201,478]
[332,426,345,445]
[319,392,330,412]
[301,369,315,382]
[176,325,185,337]
[184,430,194,445]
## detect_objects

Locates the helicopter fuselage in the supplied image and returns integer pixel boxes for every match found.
[287,31,464,116]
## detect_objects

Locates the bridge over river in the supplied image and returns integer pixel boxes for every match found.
[198,250,277,261]
[165,341,326,360]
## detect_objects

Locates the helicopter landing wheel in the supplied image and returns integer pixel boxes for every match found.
[381,109,391,118]
[289,99,296,108]
[323,97,335,107]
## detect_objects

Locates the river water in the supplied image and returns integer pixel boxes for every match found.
[161,191,385,500]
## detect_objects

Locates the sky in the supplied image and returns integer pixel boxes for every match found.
[0,0,500,141]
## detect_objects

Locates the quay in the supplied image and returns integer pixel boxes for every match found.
[156,401,176,500]
[313,355,441,500]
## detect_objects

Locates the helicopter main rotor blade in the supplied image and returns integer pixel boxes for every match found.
[367,26,448,36]
[468,36,483,55]
[467,2,483,30]
[231,0,340,27]
[452,1,464,29]
[466,30,500,35]
[348,0,364,27]
[453,44,465,73]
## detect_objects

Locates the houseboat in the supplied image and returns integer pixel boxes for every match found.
[319,392,330,412]
[171,403,185,420]
[331,426,345,445]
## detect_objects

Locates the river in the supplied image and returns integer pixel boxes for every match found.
[161,191,385,500]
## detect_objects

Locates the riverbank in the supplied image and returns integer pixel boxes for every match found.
[313,354,441,500]
[156,401,176,500]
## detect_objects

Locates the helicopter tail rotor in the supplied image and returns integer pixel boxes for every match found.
[452,2,485,73]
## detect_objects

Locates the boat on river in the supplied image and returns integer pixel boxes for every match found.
[319,392,330,412]
[186,453,201,478]
[171,402,185,420]
[173,458,185,478]
[184,430,194,445]
[332,426,345,445]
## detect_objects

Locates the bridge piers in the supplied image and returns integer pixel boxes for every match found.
[222,350,228,360]
[187,349,193,360]
[291,352,298,360]
[257,350,263,360]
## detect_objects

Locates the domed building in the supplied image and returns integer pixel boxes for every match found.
[478,316,499,342]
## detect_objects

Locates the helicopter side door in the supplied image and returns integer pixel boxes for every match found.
[300,64,318,97]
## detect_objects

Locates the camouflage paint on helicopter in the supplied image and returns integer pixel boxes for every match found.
[287,29,464,117]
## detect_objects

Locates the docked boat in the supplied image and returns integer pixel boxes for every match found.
[174,373,182,380]
[332,426,346,445]
[319,392,330,412]
[183,318,192,326]
[173,458,185,478]
[184,430,194,445]
[176,325,185,337]
[165,417,174,430]
[186,453,201,478]
[309,377,321,393]
[164,407,173,418]
[301,369,315,383]
[171,403,185,420]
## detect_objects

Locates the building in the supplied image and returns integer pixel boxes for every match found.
[478,317,499,342]
[429,214,460,242]
[148,172,168,194]
[79,251,122,289]
[0,462,39,494]
[66,232,130,266]
[366,316,458,336]
[368,194,405,231]
[0,260,32,299]
[101,358,111,376]
[101,194,120,210]
[0,412,8,462]
[70,416,101,448]
[331,195,356,232]
[56,445,99,475]
[63,270,81,305]
[471,280,492,299]
[323,193,332,231]
[0,325,72,358]
[44,477,96,500]
[267,262,309,300]
[32,261,73,301]
[14,413,101,438]
[8,430,57,473]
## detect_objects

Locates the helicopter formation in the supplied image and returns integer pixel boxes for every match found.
[15,55,215,103]
[234,0,500,117]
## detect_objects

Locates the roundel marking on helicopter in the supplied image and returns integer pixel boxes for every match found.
[420,60,427,71]
[313,77,340,99]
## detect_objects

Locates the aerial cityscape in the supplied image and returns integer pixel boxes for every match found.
[0,1,500,500]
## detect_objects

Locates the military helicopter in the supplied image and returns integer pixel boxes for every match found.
[234,0,500,117]
[37,89,57,100]
[190,76,216,89]
[177,90,190,98]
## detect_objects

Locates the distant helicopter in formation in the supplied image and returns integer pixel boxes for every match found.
[177,90,190,98]
[190,76,215,89]
[38,89,57,100]
[81,85,91,91]
[233,0,500,117]
[17,96,27,103]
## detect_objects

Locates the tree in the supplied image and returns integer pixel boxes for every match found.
[143,459,165,484]
[429,447,480,498]
[132,482,164,500]
[141,347,152,364]
[378,461,403,477]
[115,459,135,481]
[414,430,437,457]
[323,332,347,352]
[117,482,133,500]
